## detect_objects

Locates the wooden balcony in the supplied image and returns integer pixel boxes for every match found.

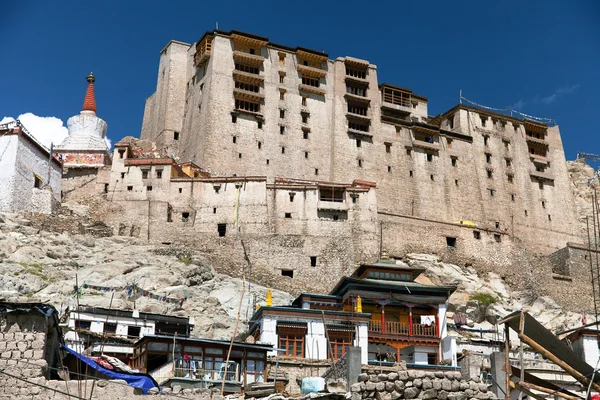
[232,50,265,66]
[368,320,438,338]
[297,64,327,79]
[526,135,549,147]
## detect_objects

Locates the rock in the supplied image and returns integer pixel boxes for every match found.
[421,389,438,400]
[444,371,455,379]
[385,382,395,392]
[378,373,388,381]
[358,373,369,382]
[352,393,362,400]
[366,382,377,391]
[459,382,469,391]
[393,381,405,392]
[408,370,417,379]
[387,372,398,381]
[422,378,432,390]
[435,371,445,378]
[403,387,420,399]
[478,383,488,393]
[375,392,391,400]
[469,382,479,392]
[433,380,442,390]
[397,371,408,381]
[439,390,449,400]
[351,383,363,392]
[413,379,422,388]
[327,378,347,393]
[414,370,426,379]
[425,372,435,379]
[465,389,474,397]
[369,375,379,383]
[442,379,452,391]
[451,380,460,392]
[375,382,385,392]
[97,380,108,387]
[390,391,402,400]
[172,385,182,394]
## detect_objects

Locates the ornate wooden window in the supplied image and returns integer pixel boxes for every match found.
[277,325,306,358]
[301,76,320,88]
[235,99,260,113]
[328,331,352,360]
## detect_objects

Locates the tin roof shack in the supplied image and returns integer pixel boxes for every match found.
[63,305,193,364]
[248,259,457,393]
[132,335,272,392]
[0,302,63,382]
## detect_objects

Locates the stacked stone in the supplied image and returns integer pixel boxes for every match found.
[350,370,496,400]
[0,331,48,399]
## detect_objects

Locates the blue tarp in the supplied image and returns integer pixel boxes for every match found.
[61,345,159,394]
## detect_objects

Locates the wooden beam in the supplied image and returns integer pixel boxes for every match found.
[508,381,545,400]
[504,323,511,400]
[516,381,582,400]
[517,332,600,393]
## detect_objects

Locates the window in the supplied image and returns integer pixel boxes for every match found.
[495,222,500,229]
[218,223,226,237]
[280,126,285,135]
[406,148,412,156]
[348,121,369,132]
[328,333,352,360]
[507,175,513,183]
[455,179,458,186]
[302,113,308,124]
[503,140,510,151]
[302,76,320,87]
[75,320,92,330]
[266,159,270,165]
[385,143,391,153]
[234,81,259,93]
[356,139,361,148]
[279,53,285,65]
[310,256,317,267]
[104,323,117,335]
[542,201,546,208]
[358,159,363,168]
[345,67,366,79]
[319,186,345,202]
[118,149,125,159]
[104,183,109,193]
[473,231,481,240]
[258,121,263,129]
[235,99,260,113]
[281,270,294,278]
[121,172,125,179]
[127,186,133,191]
[232,136,237,144]
[430,174,434,181]
[489,189,495,197]
[182,212,190,222]
[174,131,179,140]
[347,103,368,116]
[178,188,182,193]
[352,196,357,204]
[305,151,309,159]
[303,131,309,140]
[494,234,501,243]
[409,170,413,177]
[451,158,457,167]
[33,175,42,188]
[156,170,162,179]
[448,116,454,130]
[279,90,285,100]
[480,116,487,127]
[232,114,237,123]
[486,154,491,163]
[302,96,307,107]
[446,237,457,248]
[142,170,149,179]
[388,166,392,173]
[128,326,141,338]
[315,168,319,175]
[346,85,366,97]
[234,63,259,74]
[525,210,528,217]
[487,170,493,179]
[289,193,295,202]
[447,138,453,148]
[147,186,153,191]
[249,48,255,55]
[427,154,433,162]
[280,109,285,119]
[484,136,488,146]
[281,146,285,154]
[279,75,284,84]
[238,153,242,159]
[279,332,304,357]
[285,213,292,219]
[506,158,511,167]
[213,207,217,214]
[548,214,552,221]
[511,194,515,201]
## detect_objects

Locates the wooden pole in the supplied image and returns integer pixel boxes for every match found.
[321,310,337,378]
[507,381,545,400]
[516,381,581,400]
[518,332,600,393]
[221,276,246,395]
[504,323,510,400]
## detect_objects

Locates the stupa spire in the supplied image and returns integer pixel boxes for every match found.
[82,72,97,113]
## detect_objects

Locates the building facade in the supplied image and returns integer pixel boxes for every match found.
[249,258,457,368]
[63,305,193,363]
[0,120,62,214]
[139,29,580,256]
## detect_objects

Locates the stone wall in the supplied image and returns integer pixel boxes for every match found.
[267,356,332,395]
[350,370,496,400]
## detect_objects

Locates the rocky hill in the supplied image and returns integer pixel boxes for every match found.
[0,203,587,342]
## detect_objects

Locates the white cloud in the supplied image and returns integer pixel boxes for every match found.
[508,99,525,111]
[541,84,580,104]
[1,113,68,149]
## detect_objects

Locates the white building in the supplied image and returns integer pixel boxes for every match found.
[0,120,61,214]
[63,306,193,363]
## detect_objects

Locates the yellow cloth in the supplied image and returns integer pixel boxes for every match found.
[266,290,272,306]
[356,296,362,313]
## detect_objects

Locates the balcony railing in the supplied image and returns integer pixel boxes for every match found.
[368,320,437,338]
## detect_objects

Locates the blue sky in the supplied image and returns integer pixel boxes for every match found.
[1,0,599,160]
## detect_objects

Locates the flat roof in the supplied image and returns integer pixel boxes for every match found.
[134,334,273,351]
[75,305,191,325]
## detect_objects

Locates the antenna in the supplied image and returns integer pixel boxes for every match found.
[216,21,219,30]
[459,89,462,104]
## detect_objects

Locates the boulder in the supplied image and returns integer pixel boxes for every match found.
[421,389,438,400]
[375,382,385,392]
[413,379,422,388]
[403,387,420,399]
[358,373,369,382]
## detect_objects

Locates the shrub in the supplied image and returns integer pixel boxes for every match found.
[470,292,496,305]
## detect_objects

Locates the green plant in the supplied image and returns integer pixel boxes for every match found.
[179,256,192,265]
[470,292,496,305]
